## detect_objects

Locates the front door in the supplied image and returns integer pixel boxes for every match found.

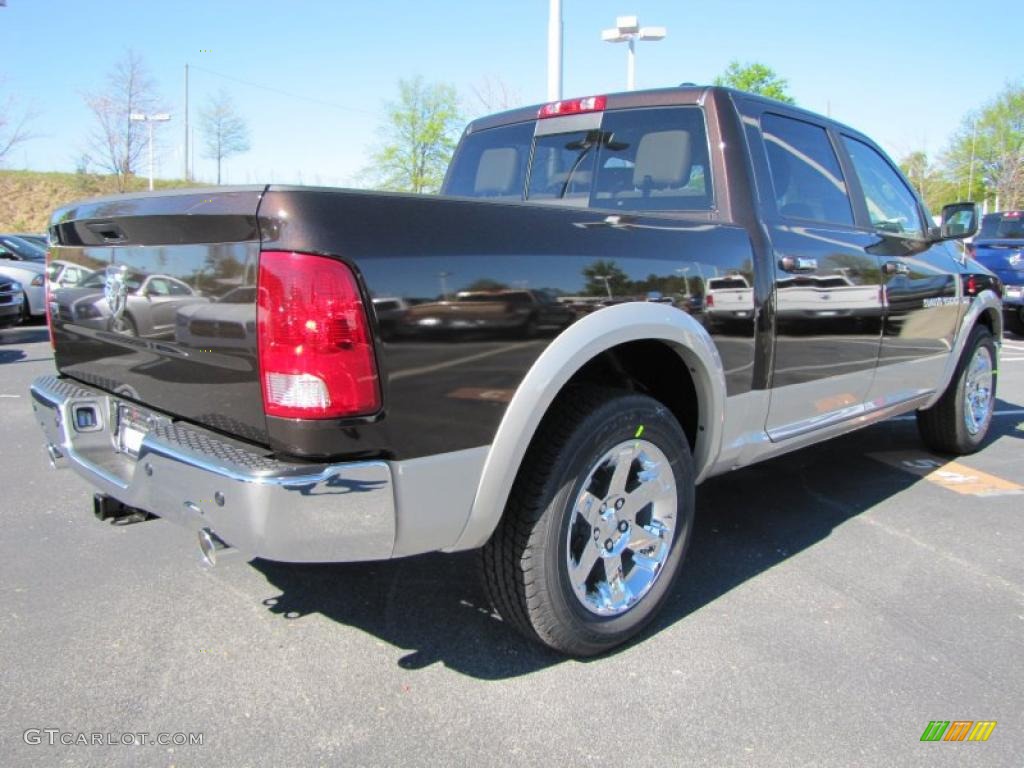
[839,134,963,405]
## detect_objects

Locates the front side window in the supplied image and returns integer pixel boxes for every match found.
[762,113,854,226]
[842,136,925,238]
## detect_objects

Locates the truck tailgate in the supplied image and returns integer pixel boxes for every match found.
[48,187,269,444]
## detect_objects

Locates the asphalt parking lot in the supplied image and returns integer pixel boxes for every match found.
[1,325,1022,767]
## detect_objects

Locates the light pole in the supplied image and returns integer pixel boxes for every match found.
[601,15,666,91]
[548,0,563,101]
[130,112,171,191]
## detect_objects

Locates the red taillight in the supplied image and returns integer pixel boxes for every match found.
[257,251,380,419]
[704,294,715,308]
[538,95,607,119]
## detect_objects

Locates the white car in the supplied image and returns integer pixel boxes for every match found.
[46,260,92,289]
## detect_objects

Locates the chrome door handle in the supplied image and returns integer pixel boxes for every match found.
[778,256,818,272]
[883,260,910,275]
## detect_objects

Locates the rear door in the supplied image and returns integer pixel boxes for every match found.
[838,134,963,404]
[741,107,885,440]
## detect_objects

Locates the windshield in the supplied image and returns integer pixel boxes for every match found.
[979,212,1024,240]
[0,235,46,261]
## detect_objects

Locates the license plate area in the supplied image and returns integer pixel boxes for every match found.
[115,403,150,458]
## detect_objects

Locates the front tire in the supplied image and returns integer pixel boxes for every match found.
[480,386,694,656]
[916,324,997,454]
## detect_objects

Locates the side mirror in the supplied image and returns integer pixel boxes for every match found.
[937,202,978,241]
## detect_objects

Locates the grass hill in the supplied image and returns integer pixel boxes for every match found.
[0,169,206,232]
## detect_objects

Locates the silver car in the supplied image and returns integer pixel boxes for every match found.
[0,241,46,320]
[52,270,208,339]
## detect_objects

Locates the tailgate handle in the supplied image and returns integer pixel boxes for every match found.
[85,221,126,243]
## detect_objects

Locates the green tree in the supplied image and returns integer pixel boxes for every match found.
[714,61,795,104]
[463,278,508,292]
[898,150,960,216]
[943,82,1024,210]
[582,260,630,298]
[199,89,251,185]
[366,78,462,194]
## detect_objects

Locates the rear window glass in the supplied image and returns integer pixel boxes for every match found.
[979,212,1024,239]
[590,107,712,212]
[527,131,599,203]
[444,106,713,212]
[444,122,534,200]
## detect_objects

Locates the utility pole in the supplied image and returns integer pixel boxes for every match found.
[967,119,978,202]
[184,63,190,181]
[601,16,666,91]
[130,112,171,191]
[548,0,563,101]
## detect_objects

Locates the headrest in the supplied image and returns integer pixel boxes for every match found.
[474,147,518,194]
[633,130,692,188]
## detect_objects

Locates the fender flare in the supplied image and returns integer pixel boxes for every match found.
[922,289,1003,410]
[448,302,727,552]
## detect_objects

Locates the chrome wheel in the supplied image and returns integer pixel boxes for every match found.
[565,439,677,616]
[963,345,994,436]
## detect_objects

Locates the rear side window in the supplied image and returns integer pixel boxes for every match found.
[762,114,854,226]
[444,122,534,200]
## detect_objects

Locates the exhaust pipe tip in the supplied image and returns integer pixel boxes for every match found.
[198,527,230,568]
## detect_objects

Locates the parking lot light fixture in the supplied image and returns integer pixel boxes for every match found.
[601,15,667,91]
[130,112,172,191]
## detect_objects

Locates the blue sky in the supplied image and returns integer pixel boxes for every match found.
[2,0,1020,187]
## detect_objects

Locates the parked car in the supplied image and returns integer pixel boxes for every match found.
[0,234,46,262]
[0,277,24,328]
[46,260,92,289]
[970,211,1024,335]
[51,269,208,339]
[31,85,998,656]
[703,275,754,328]
[7,233,48,249]
[398,289,574,338]
[371,296,413,340]
[0,256,46,321]
[174,286,257,350]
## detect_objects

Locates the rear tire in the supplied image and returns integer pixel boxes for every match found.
[916,324,997,454]
[480,386,694,656]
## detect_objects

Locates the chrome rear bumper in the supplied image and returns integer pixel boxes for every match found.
[30,375,396,562]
